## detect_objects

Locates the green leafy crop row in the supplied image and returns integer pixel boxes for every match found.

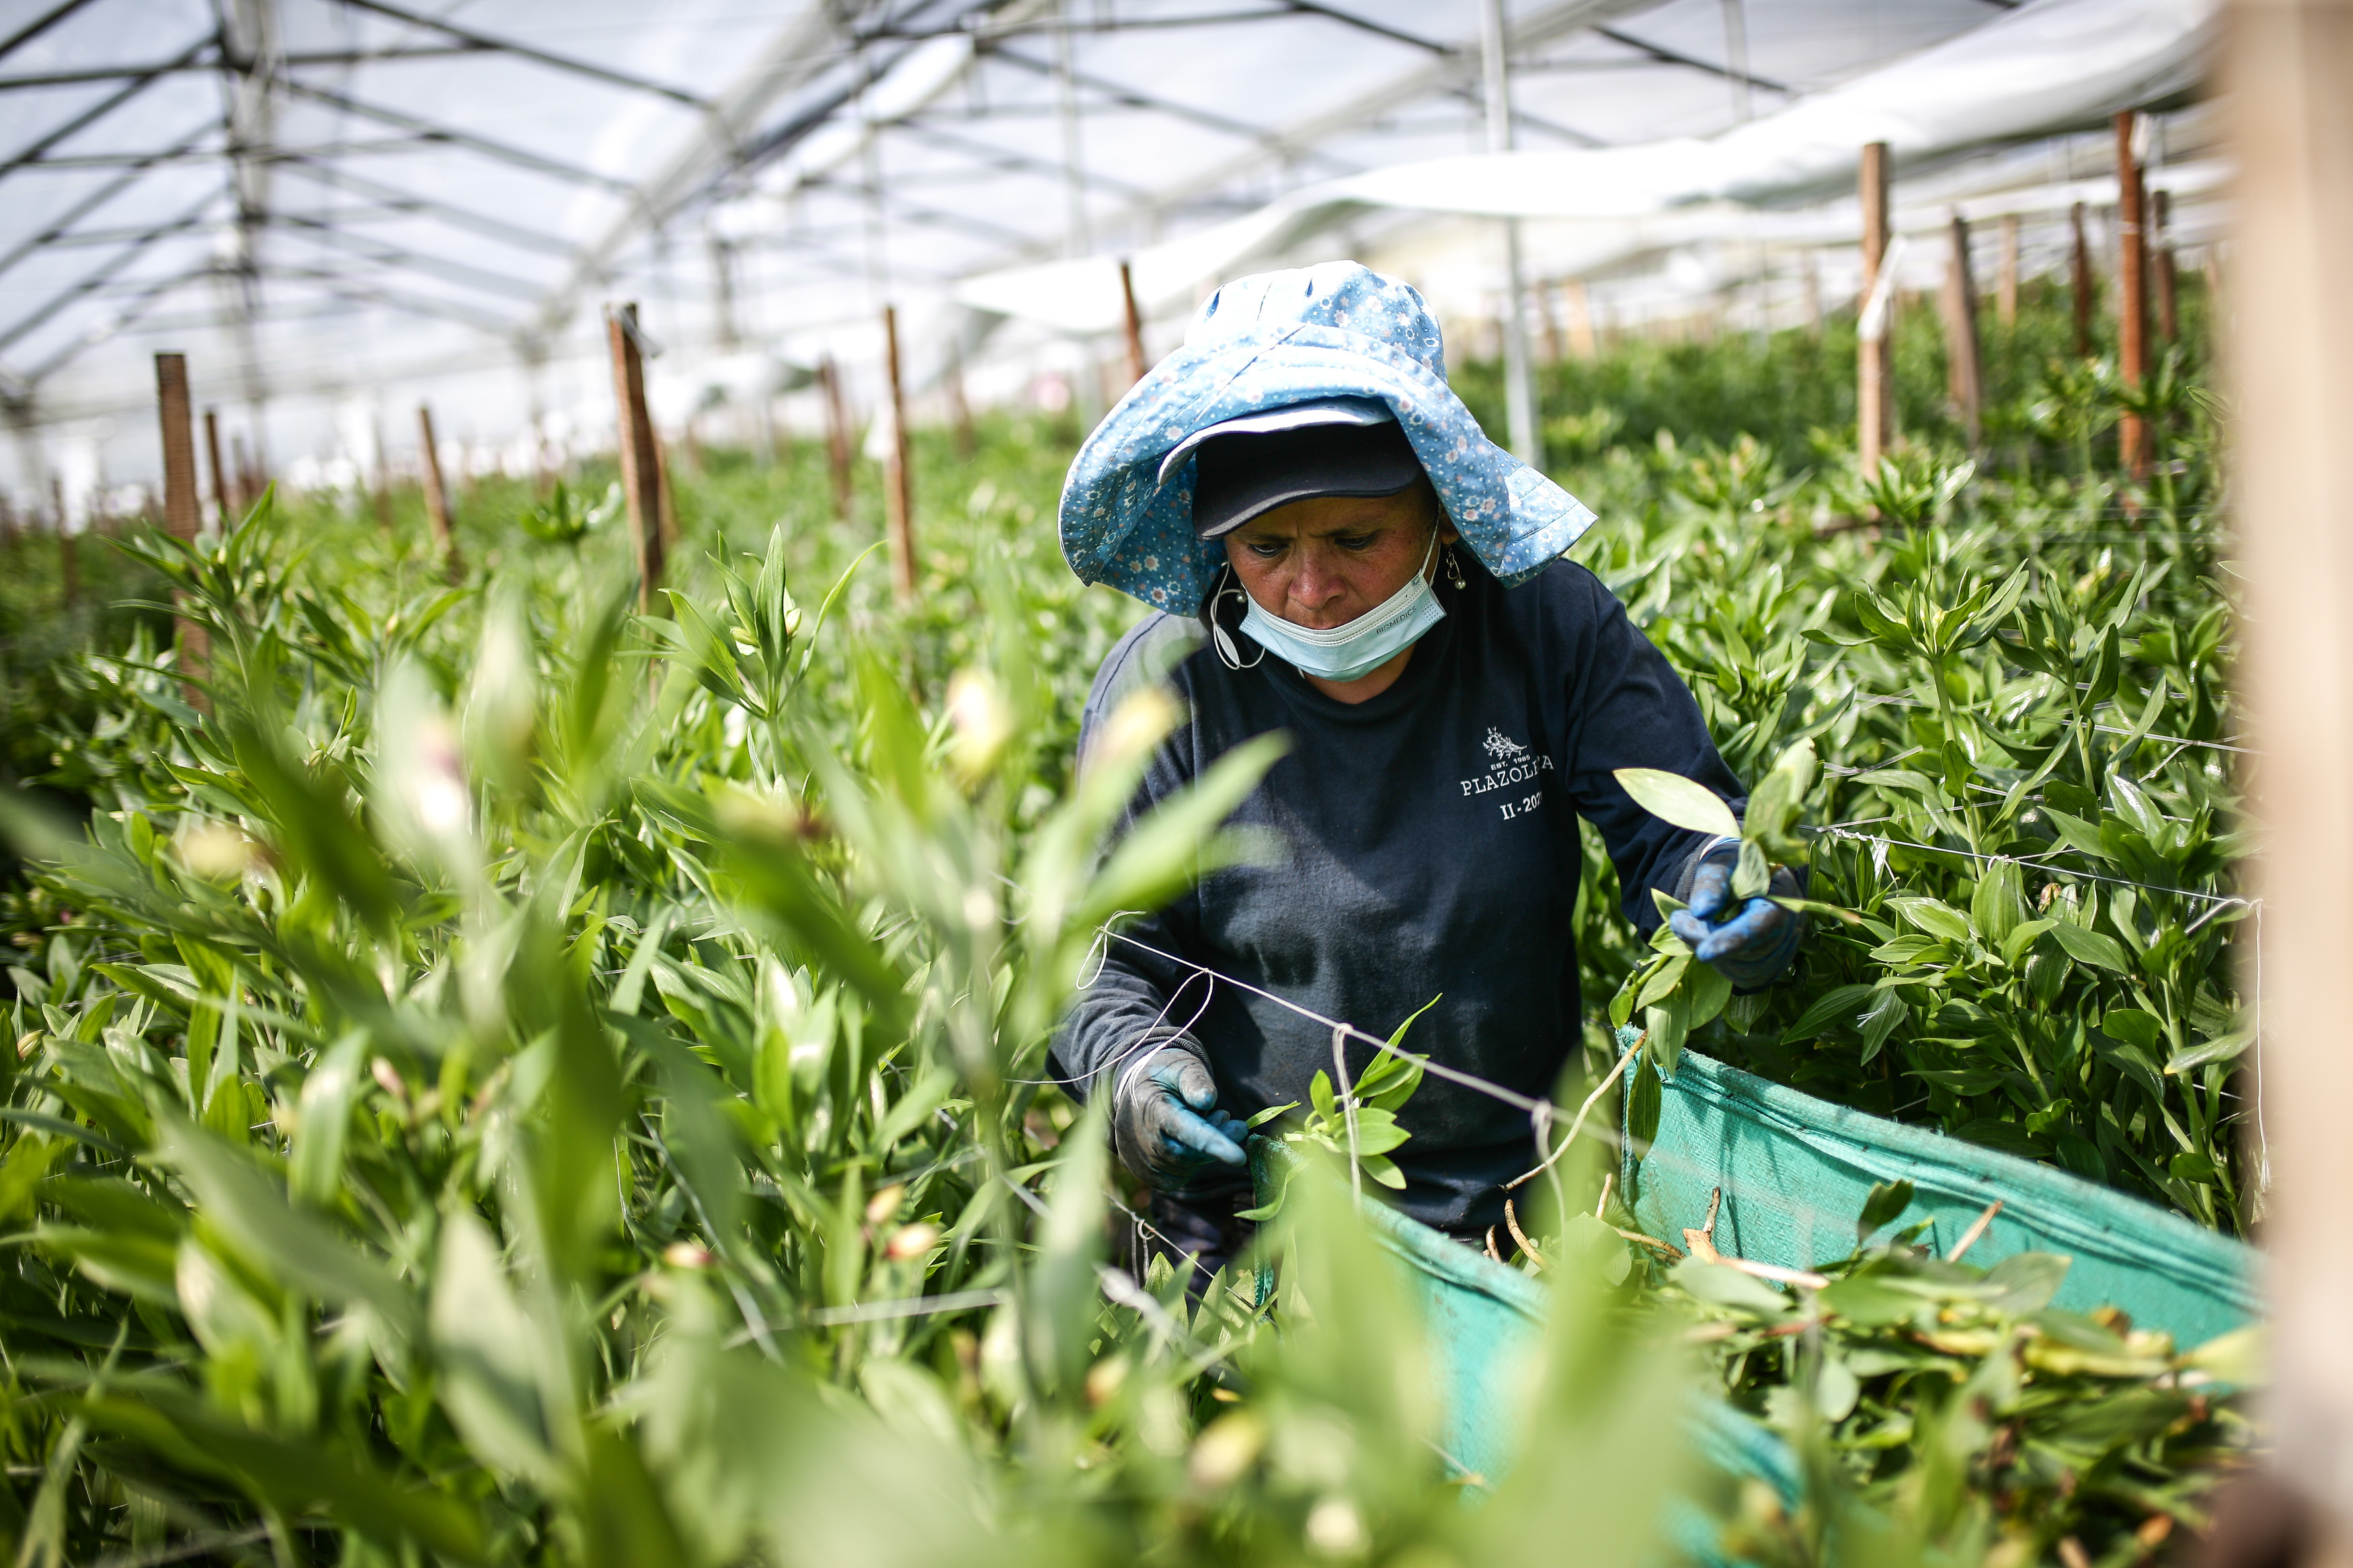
[0,289,2247,1563]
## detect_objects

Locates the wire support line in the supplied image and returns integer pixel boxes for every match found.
[1815,825,2254,909]
[1086,923,1626,1183]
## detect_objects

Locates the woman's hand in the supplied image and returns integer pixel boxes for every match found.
[1669,843,1804,991]
[1113,1048,1251,1190]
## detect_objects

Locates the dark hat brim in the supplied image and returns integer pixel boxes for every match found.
[1190,417,1425,540]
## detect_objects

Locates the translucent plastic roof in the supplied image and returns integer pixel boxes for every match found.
[0,0,2211,499]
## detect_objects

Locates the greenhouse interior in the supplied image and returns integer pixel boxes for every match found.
[1,0,2349,1563]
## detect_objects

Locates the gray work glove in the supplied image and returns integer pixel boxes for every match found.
[1111,1046,1249,1192]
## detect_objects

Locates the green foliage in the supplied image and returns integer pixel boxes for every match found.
[1622,1202,2256,1568]
[1560,296,2244,1231]
[0,282,2247,1562]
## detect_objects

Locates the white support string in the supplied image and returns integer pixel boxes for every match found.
[1816,825,2255,911]
[1332,1024,1363,1211]
[1505,1036,1640,1193]
[1096,926,1560,1122]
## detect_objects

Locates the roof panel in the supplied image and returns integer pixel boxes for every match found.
[0,0,2210,495]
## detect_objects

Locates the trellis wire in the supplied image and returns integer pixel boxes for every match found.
[1814,824,2254,913]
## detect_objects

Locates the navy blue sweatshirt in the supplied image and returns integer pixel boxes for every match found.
[1051,554,1744,1234]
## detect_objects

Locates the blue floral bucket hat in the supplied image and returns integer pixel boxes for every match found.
[1058,260,1597,614]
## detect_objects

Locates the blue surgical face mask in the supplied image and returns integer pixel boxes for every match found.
[1216,531,1447,684]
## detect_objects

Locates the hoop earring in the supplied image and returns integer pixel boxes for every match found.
[1443,543,1466,590]
[1211,566,1265,671]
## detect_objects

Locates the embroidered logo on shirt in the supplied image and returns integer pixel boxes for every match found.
[1462,727,1554,820]
[1480,727,1528,764]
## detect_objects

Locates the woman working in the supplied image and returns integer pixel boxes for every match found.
[1051,262,1800,1283]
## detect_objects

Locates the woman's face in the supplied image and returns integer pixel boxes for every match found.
[1222,481,1457,630]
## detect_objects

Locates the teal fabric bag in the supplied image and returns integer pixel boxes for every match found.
[1244,1038,2261,1522]
[1623,1045,2262,1352]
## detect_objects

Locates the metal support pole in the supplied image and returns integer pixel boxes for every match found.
[882,304,916,605]
[1480,0,1540,468]
[416,404,462,583]
[2115,112,2151,478]
[2231,0,2353,1546]
[1053,1,1103,429]
[153,353,208,687]
[606,302,664,612]
[1857,142,1892,474]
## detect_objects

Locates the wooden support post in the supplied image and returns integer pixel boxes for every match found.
[202,410,230,528]
[2229,0,2353,1544]
[369,415,393,531]
[2070,202,2096,358]
[1564,280,1597,358]
[240,421,268,503]
[819,355,854,523]
[1119,259,1148,389]
[2153,188,2180,343]
[416,405,463,583]
[657,423,680,553]
[154,354,209,684]
[2114,112,2151,478]
[1537,279,1563,363]
[1997,214,2020,329]
[946,336,976,460]
[606,303,666,613]
[881,304,916,605]
[53,479,76,610]
[1857,142,1893,474]
[1940,214,1985,448]
[229,432,250,515]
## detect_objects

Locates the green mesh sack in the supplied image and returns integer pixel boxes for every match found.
[1623,1044,2261,1351]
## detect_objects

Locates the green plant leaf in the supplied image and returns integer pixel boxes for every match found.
[1611,767,1740,839]
[2050,921,2132,974]
[1854,1178,1915,1242]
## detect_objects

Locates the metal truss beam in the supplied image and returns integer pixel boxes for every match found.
[270,157,577,256]
[0,0,102,67]
[276,78,636,192]
[1038,0,1664,256]
[325,0,711,109]
[0,45,485,90]
[28,136,440,169]
[264,212,549,300]
[984,44,1358,173]
[0,185,225,355]
[1588,26,1792,95]
[0,126,215,281]
[0,36,212,181]
[1276,1,1451,54]
[892,118,1153,201]
[14,261,212,385]
[264,264,521,335]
